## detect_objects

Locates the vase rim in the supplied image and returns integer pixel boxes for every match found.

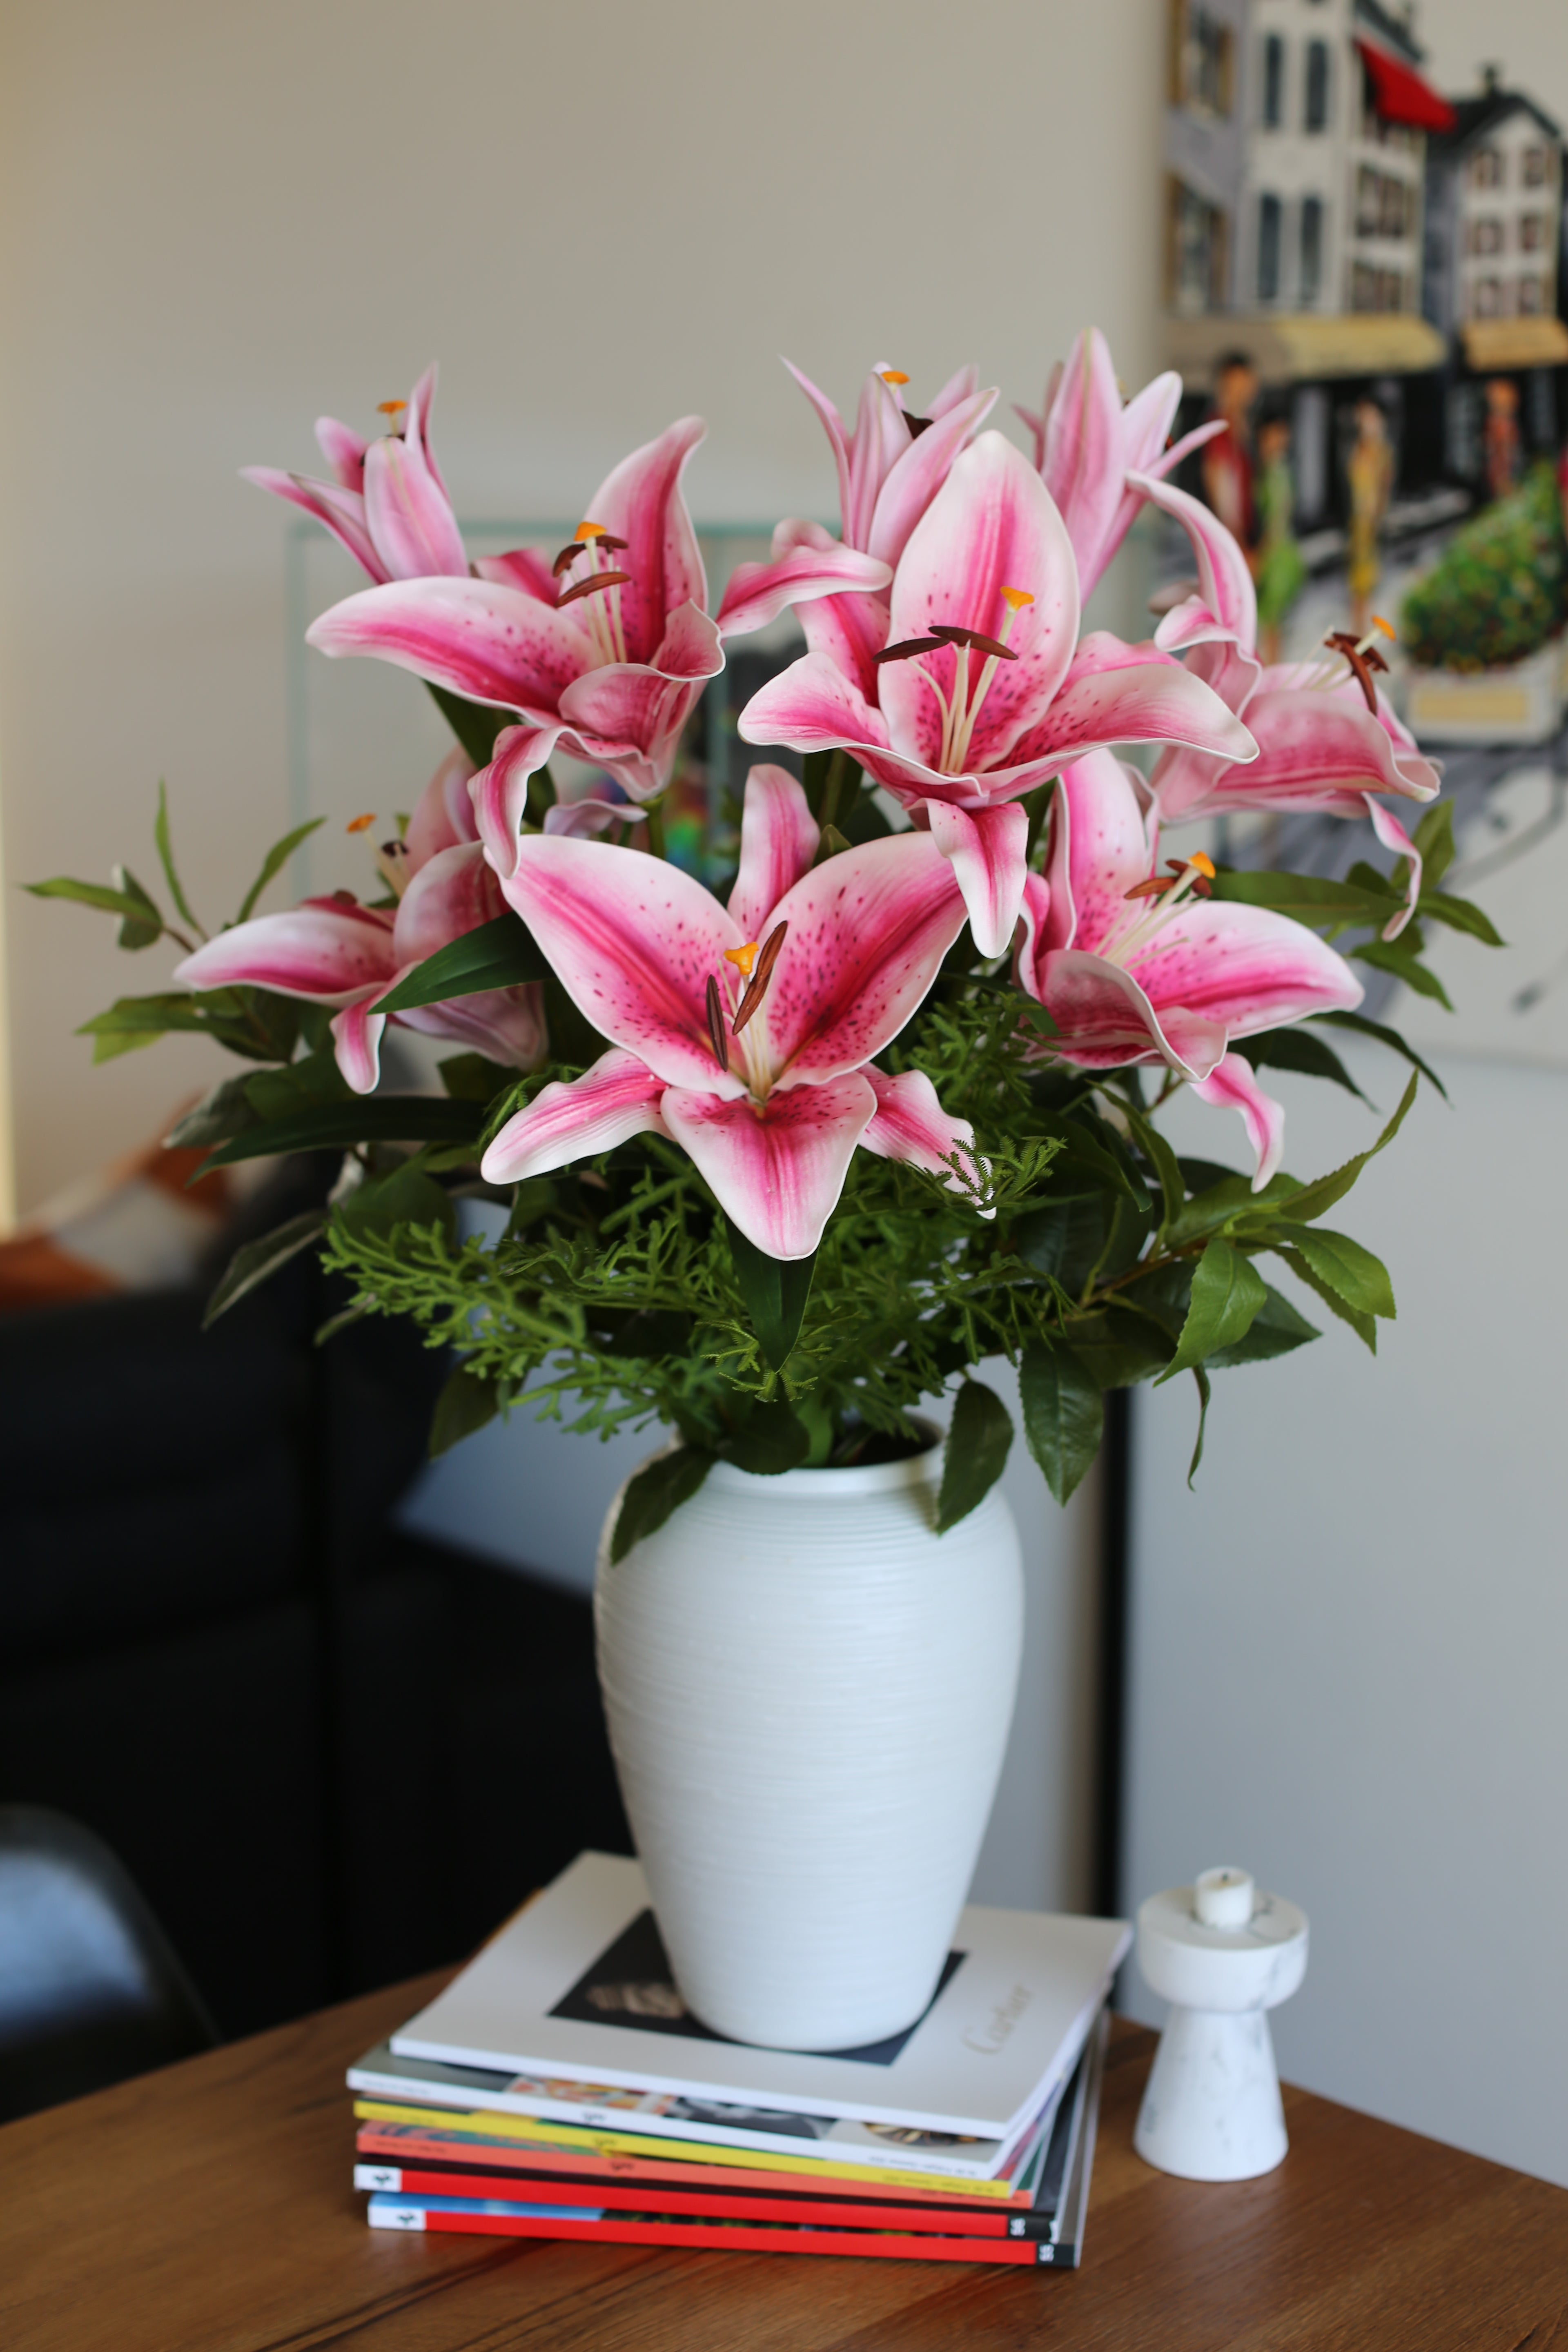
[706,1417,943,1497]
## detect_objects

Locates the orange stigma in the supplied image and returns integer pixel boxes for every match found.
[345,812,376,833]
[1000,586,1035,612]
[1371,613,1396,640]
[1188,851,1216,879]
[879,369,911,386]
[574,519,607,542]
[724,942,759,978]
[376,400,407,418]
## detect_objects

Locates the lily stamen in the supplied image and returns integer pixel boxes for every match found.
[558,569,632,608]
[704,975,729,1073]
[1323,629,1389,716]
[346,812,377,833]
[732,921,788,1036]
[724,942,759,978]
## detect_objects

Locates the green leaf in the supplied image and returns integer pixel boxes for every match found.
[1063,1305,1174,1390]
[726,1216,816,1372]
[202,1210,327,1329]
[1188,1366,1211,1486]
[376,912,550,1014]
[164,1074,260,1149]
[1014,1193,1147,1296]
[1275,1244,1377,1353]
[1121,1099,1185,1236]
[1255,1071,1417,1227]
[1264,1224,1396,1320]
[244,1045,349,1121]
[609,1446,716,1562]
[1352,935,1453,1009]
[1411,800,1456,890]
[1210,867,1403,931]
[429,1364,501,1456]
[1235,1026,1372,1104]
[1204,1282,1319,1368]
[811,824,853,866]
[335,1158,457,1243]
[438,1052,509,1101]
[720,1396,811,1476]
[27,875,163,924]
[154,781,203,931]
[1033,1112,1150,1212]
[198,1096,482,1172]
[1164,1170,1300,1252]
[236,815,326,923]
[1019,1341,1103,1505]
[111,865,163,950]
[541,972,610,1068]
[1418,889,1503,947]
[1312,1010,1448,1101]
[427,682,517,769]
[1156,1237,1268,1383]
[936,1379,1014,1532]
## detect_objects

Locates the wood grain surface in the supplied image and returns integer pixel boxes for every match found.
[2,1967,1566,2350]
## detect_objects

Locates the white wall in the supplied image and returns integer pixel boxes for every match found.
[1119,1042,1568,2187]
[0,0,1168,1215]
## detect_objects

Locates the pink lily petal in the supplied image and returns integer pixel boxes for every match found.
[1013,870,1054,999]
[924,799,1031,959]
[1190,1052,1287,1190]
[844,370,913,551]
[391,840,506,966]
[405,747,479,870]
[330,1000,388,1096]
[242,467,386,584]
[1130,470,1258,662]
[1044,750,1159,955]
[861,1068,987,1209]
[1367,798,1421,940]
[474,546,560,604]
[751,832,969,1083]
[584,416,707,666]
[866,382,999,570]
[879,434,1080,775]
[662,1072,878,1260]
[315,416,368,494]
[401,984,547,1072]
[782,359,855,546]
[927,363,981,419]
[715,529,891,639]
[737,646,893,759]
[499,835,746,1093]
[363,422,467,580]
[726,765,819,942]
[481,1048,669,1185]
[796,588,893,710]
[1123,898,1364,1038]
[403,366,452,500]
[307,575,592,714]
[1007,632,1257,771]
[1118,369,1185,476]
[470,724,570,878]
[1039,948,1229,1078]
[173,899,395,1003]
[1153,681,1438,824]
[1040,330,1126,602]
[542,796,649,840]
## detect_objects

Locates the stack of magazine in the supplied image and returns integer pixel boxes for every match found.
[350,1852,1129,2269]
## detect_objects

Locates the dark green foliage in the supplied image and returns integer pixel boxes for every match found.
[202,1210,327,1329]
[726,1218,815,1370]
[1019,1342,1102,1505]
[936,1379,1014,1531]
[430,1364,502,1457]
[376,912,548,1013]
[609,1446,717,1563]
[1402,463,1566,671]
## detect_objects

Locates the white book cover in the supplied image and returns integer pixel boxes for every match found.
[388,1851,1128,2142]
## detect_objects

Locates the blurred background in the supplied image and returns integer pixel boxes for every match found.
[0,0,1564,2183]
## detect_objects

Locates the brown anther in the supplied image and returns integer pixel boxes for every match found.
[874,635,945,664]
[595,533,629,553]
[731,920,788,1035]
[1123,875,1174,902]
[705,974,729,1073]
[330,888,359,905]
[1192,875,1213,898]
[904,413,934,439]
[551,542,584,577]
[927,624,1018,662]
[380,840,407,859]
[1324,630,1388,715]
[557,569,631,608]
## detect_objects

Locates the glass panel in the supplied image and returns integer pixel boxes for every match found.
[1258,192,1283,302]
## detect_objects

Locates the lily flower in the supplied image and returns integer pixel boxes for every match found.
[243,366,467,585]
[737,432,1256,958]
[1132,473,1439,938]
[480,765,976,1259]
[1014,330,1226,599]
[305,418,891,875]
[784,358,998,566]
[173,750,546,1093]
[1013,751,1363,1187]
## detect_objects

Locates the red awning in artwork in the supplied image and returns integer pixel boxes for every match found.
[1355,40,1457,134]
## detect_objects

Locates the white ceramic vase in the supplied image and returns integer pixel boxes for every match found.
[594,1431,1025,2051]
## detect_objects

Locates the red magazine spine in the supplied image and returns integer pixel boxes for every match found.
[360,2165,1012,2237]
[381,2206,1045,2265]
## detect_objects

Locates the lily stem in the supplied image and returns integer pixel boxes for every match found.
[644,795,667,860]
[818,750,854,836]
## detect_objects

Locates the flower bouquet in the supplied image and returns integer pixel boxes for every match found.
[39,335,1497,2042]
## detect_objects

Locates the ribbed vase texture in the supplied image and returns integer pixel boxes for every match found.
[594,1440,1025,2051]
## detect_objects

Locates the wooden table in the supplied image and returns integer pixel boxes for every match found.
[4,1971,1566,2351]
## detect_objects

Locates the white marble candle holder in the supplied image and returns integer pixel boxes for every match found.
[1133,1866,1309,2183]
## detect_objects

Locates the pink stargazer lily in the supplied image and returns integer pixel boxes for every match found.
[243,366,467,586]
[1015,330,1226,599]
[480,765,978,1259]
[1131,473,1439,939]
[1013,751,1364,1187]
[304,419,891,877]
[173,751,546,1094]
[738,432,1256,959]
[784,359,998,566]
